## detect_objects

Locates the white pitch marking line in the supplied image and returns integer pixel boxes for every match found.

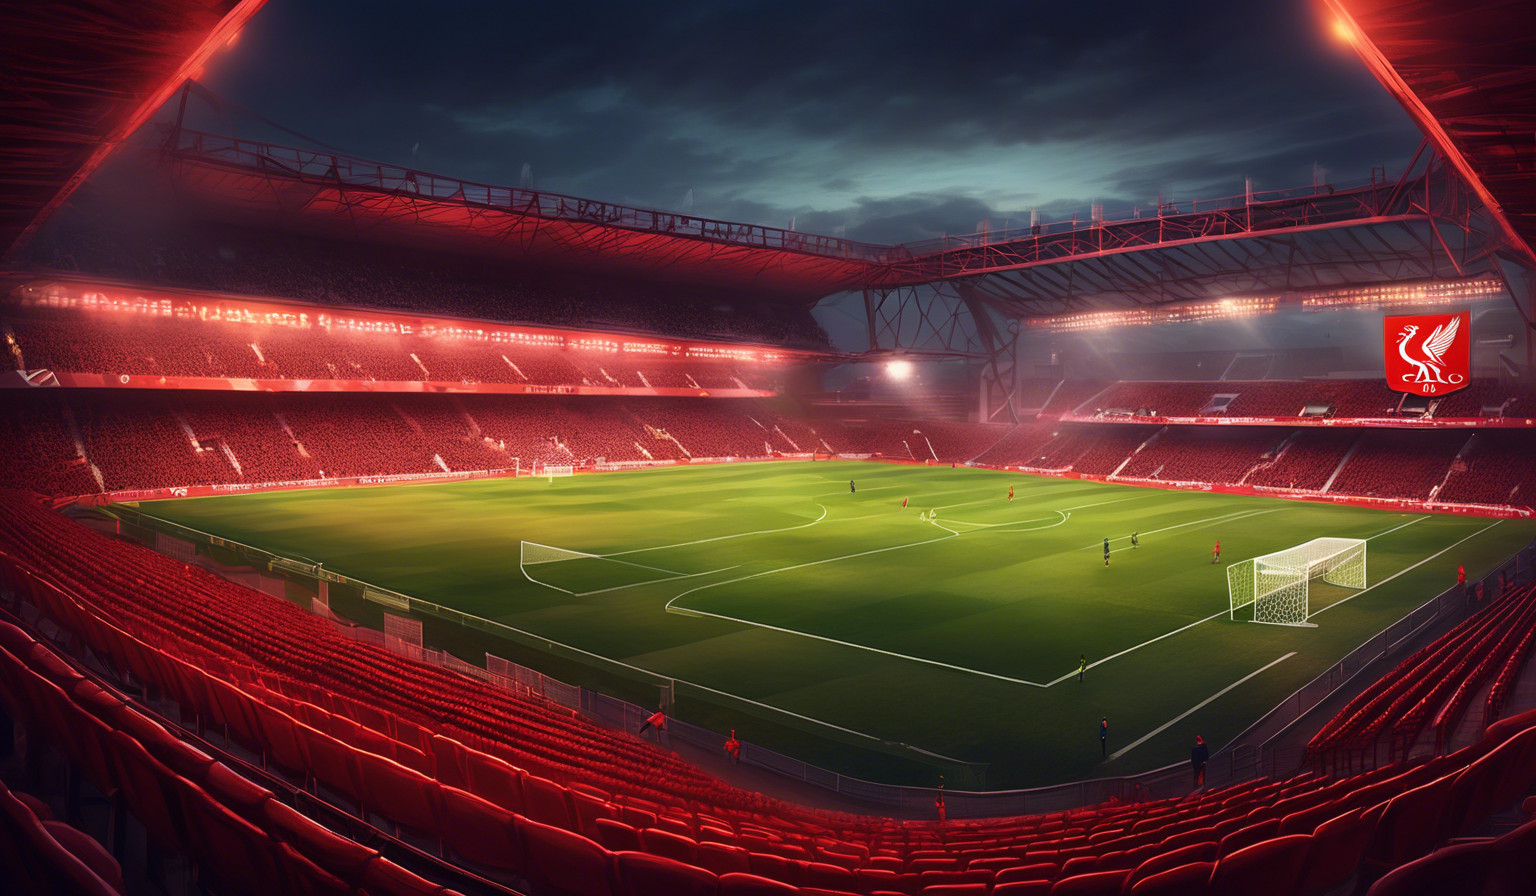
[665,531,1064,687]
[679,680,981,766]
[598,555,690,576]
[1043,606,1238,686]
[941,512,1068,531]
[575,565,740,597]
[1046,516,1493,684]
[1365,515,1431,541]
[1310,520,1503,617]
[663,505,1277,687]
[1082,507,1283,552]
[601,504,828,556]
[1110,652,1296,760]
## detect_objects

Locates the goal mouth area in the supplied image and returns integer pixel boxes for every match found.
[1228,537,1367,627]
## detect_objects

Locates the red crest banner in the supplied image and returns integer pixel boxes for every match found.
[1384,311,1470,396]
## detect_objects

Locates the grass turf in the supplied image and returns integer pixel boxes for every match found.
[138,461,1536,789]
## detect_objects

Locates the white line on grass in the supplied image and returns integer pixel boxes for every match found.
[1366,515,1431,540]
[942,511,1069,531]
[665,531,1071,687]
[1043,607,1236,686]
[1083,507,1285,552]
[1309,519,1503,617]
[573,566,741,597]
[1109,652,1296,760]
[677,680,980,766]
[1048,515,1491,684]
[665,504,1284,688]
[941,493,1146,522]
[602,504,829,556]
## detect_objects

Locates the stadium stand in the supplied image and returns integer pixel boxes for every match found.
[3,491,1536,896]
[1,305,787,392]
[1039,381,1111,416]
[4,383,1530,512]
[0,776,124,896]
[1074,378,1517,421]
[1243,430,1360,492]
[969,422,1062,468]
[1115,429,1283,484]
[1326,431,1470,501]
[1435,431,1536,507]
[1307,581,1536,766]
[26,220,831,348]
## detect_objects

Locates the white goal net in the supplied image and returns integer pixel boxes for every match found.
[1227,537,1366,626]
[521,541,597,567]
[519,540,686,595]
[544,464,575,480]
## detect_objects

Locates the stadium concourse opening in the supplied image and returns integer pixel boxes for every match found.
[3,0,1536,893]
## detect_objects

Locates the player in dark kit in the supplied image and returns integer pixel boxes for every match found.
[850,479,855,494]
[1104,537,1111,567]
[1131,532,1139,548]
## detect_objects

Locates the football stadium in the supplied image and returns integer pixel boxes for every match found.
[1,1,1534,894]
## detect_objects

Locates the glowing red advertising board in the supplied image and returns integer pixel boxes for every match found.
[1383,310,1470,396]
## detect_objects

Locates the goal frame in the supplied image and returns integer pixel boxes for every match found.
[1227,537,1366,627]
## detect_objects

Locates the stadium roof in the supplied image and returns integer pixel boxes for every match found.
[865,166,1500,316]
[1327,0,1536,268]
[0,0,266,264]
[163,124,1502,319]
[4,0,1524,319]
[163,129,887,302]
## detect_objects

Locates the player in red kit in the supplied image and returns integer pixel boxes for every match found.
[1212,540,1221,564]
[1008,485,1014,502]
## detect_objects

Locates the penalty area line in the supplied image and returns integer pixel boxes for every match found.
[1084,507,1284,553]
[601,504,829,557]
[577,568,743,596]
[1110,652,1296,760]
[665,529,1061,688]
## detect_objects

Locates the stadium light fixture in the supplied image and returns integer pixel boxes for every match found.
[887,359,914,380]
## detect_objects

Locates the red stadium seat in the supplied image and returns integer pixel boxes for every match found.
[614,851,718,896]
[515,816,615,896]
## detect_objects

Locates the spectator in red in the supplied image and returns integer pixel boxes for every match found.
[637,707,666,742]
[723,729,741,765]
[935,782,946,822]
[1191,735,1209,789]
[1457,564,1466,586]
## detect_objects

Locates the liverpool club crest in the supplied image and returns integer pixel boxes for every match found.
[1384,311,1469,396]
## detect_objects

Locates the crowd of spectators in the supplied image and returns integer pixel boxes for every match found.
[26,218,832,349]
[2,306,783,391]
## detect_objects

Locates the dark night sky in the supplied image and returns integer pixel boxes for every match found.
[188,0,1422,246]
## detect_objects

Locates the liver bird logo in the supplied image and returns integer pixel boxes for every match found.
[1383,311,1469,396]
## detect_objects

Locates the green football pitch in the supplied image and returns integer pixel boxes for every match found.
[138,461,1536,789]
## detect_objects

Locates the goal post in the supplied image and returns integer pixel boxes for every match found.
[519,540,602,594]
[520,540,599,567]
[1227,537,1366,627]
[544,464,575,482]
